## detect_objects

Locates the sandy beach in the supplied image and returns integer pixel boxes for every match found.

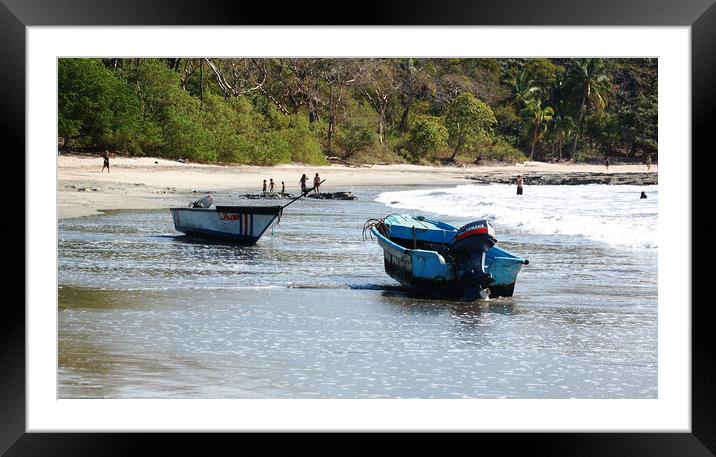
[57,154,657,219]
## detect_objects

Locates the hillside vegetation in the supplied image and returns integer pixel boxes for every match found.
[58,58,657,165]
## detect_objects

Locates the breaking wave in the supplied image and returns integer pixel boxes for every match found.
[376,184,658,249]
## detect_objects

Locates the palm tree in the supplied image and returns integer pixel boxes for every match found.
[509,69,541,105]
[523,97,554,160]
[553,114,576,161]
[567,59,612,160]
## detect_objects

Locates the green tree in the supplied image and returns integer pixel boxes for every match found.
[585,111,620,154]
[359,59,400,148]
[395,58,434,132]
[403,116,448,161]
[248,131,292,165]
[522,97,554,160]
[508,68,540,106]
[445,93,496,160]
[131,59,213,160]
[550,114,576,161]
[284,115,325,164]
[609,58,657,158]
[58,58,149,153]
[335,116,377,160]
[524,58,563,88]
[566,58,612,159]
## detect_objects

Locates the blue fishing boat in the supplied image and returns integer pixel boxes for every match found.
[365,214,528,300]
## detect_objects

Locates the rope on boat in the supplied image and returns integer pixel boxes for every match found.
[362,218,387,241]
[362,214,407,241]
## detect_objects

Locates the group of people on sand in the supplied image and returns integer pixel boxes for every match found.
[262,178,286,196]
[299,173,323,195]
[260,173,323,196]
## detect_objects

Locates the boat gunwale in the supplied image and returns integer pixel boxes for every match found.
[384,215,458,232]
[170,205,283,215]
[383,215,527,263]
[371,225,446,259]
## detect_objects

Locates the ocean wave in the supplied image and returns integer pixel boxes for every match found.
[376,184,658,249]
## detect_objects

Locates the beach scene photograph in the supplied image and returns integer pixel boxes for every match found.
[57,57,658,399]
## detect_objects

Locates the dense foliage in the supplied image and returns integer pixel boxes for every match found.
[58,58,657,164]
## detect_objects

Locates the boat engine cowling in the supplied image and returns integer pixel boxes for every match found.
[191,194,214,209]
[450,220,497,299]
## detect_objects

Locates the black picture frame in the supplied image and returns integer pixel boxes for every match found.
[5,0,713,455]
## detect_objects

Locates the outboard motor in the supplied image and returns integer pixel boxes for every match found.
[450,220,497,300]
[191,194,214,208]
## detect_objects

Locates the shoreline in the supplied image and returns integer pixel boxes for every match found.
[57,154,658,219]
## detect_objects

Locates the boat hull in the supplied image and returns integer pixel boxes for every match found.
[372,224,525,299]
[170,205,282,245]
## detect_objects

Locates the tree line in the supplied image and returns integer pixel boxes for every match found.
[58,57,657,165]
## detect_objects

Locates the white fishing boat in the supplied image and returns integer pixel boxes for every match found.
[170,181,323,245]
[170,205,282,245]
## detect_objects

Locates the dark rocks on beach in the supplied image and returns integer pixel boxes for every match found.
[307,191,357,200]
[467,172,657,186]
[239,191,357,200]
[242,193,296,200]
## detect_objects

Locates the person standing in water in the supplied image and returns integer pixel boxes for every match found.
[605,157,610,170]
[101,150,110,173]
[269,178,275,193]
[313,173,322,194]
[281,181,285,194]
[516,175,524,195]
[299,174,308,194]
[646,155,652,170]
[262,179,267,196]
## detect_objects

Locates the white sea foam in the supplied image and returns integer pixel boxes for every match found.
[376,184,658,248]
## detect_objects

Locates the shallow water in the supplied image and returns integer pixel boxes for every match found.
[58,184,657,398]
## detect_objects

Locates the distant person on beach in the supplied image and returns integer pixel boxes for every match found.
[262,179,267,195]
[300,174,308,194]
[313,173,321,194]
[646,155,652,170]
[605,157,610,170]
[281,181,285,194]
[516,175,524,195]
[269,178,275,193]
[640,191,647,199]
[101,150,110,173]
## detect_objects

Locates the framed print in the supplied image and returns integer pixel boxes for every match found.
[6,0,715,455]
